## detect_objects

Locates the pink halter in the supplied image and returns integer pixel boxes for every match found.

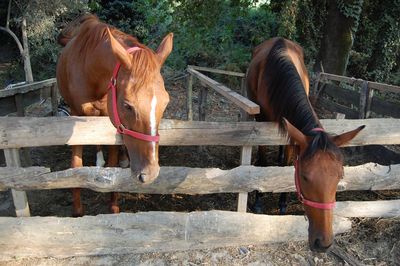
[108,47,160,142]
[294,127,336,210]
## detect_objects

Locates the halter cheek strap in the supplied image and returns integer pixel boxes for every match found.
[108,47,160,142]
[294,127,336,210]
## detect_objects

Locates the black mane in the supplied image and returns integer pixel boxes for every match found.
[263,38,342,161]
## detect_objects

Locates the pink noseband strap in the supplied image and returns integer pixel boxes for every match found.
[109,47,160,142]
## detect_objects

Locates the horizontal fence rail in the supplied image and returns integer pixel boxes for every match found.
[320,73,400,94]
[0,163,399,194]
[0,78,56,98]
[187,67,260,115]
[0,211,350,259]
[0,117,400,148]
[188,65,246,77]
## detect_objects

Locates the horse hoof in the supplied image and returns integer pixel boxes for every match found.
[110,205,120,214]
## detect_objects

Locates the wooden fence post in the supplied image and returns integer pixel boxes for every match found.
[4,148,30,217]
[365,87,374,119]
[14,94,25,117]
[238,145,252,212]
[198,86,208,121]
[239,77,249,121]
[359,80,369,119]
[50,83,58,116]
[14,93,32,166]
[186,73,193,121]
[237,77,251,212]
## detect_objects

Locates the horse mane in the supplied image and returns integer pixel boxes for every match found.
[57,13,98,46]
[263,38,342,161]
[59,13,159,88]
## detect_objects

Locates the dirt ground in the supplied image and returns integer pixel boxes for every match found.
[1,73,400,265]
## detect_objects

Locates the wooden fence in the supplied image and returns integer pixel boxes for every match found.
[1,69,400,258]
[313,72,400,119]
[0,78,58,116]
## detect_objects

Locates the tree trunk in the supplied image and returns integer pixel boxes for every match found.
[314,1,361,75]
[21,17,33,83]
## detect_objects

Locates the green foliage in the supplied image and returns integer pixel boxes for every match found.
[1,0,398,86]
[93,0,148,41]
[3,0,89,81]
[347,0,400,84]
[336,0,363,31]
[166,1,277,71]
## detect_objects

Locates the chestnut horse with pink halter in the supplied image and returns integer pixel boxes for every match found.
[246,37,364,252]
[57,14,172,216]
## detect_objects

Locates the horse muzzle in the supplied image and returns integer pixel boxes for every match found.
[131,164,160,184]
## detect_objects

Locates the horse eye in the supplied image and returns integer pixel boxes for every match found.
[123,102,134,112]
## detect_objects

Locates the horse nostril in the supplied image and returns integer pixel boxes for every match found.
[314,238,322,249]
[312,238,332,253]
[138,173,148,183]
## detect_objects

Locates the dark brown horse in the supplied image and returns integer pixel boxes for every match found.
[56,14,173,216]
[246,37,364,252]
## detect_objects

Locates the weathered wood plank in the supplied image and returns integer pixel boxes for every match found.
[188,65,245,77]
[335,199,400,218]
[370,96,400,118]
[0,117,399,148]
[317,97,359,118]
[0,166,50,178]
[1,163,398,194]
[0,78,56,98]
[188,68,260,115]
[320,73,400,93]
[322,84,360,107]
[0,211,351,259]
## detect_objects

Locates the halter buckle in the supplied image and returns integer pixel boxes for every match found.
[110,77,117,87]
[117,124,125,133]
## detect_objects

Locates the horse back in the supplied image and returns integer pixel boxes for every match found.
[56,15,112,116]
[246,38,310,122]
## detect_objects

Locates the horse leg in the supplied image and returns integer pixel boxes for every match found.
[278,145,287,215]
[107,145,120,213]
[71,145,84,217]
[252,145,268,214]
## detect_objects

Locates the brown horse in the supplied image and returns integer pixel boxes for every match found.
[56,14,173,216]
[246,37,364,252]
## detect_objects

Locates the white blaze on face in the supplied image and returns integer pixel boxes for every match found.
[150,95,157,161]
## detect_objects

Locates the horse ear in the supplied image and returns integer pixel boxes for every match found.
[156,33,173,65]
[283,118,308,151]
[332,125,365,147]
[107,28,132,69]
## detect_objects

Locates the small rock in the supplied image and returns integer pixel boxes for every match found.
[239,247,250,255]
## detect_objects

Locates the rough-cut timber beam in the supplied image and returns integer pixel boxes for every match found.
[335,199,400,218]
[0,211,351,259]
[188,67,260,114]
[0,78,56,98]
[0,167,50,180]
[0,117,399,148]
[1,163,398,194]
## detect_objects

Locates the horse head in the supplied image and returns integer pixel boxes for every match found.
[107,30,173,184]
[284,119,364,252]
